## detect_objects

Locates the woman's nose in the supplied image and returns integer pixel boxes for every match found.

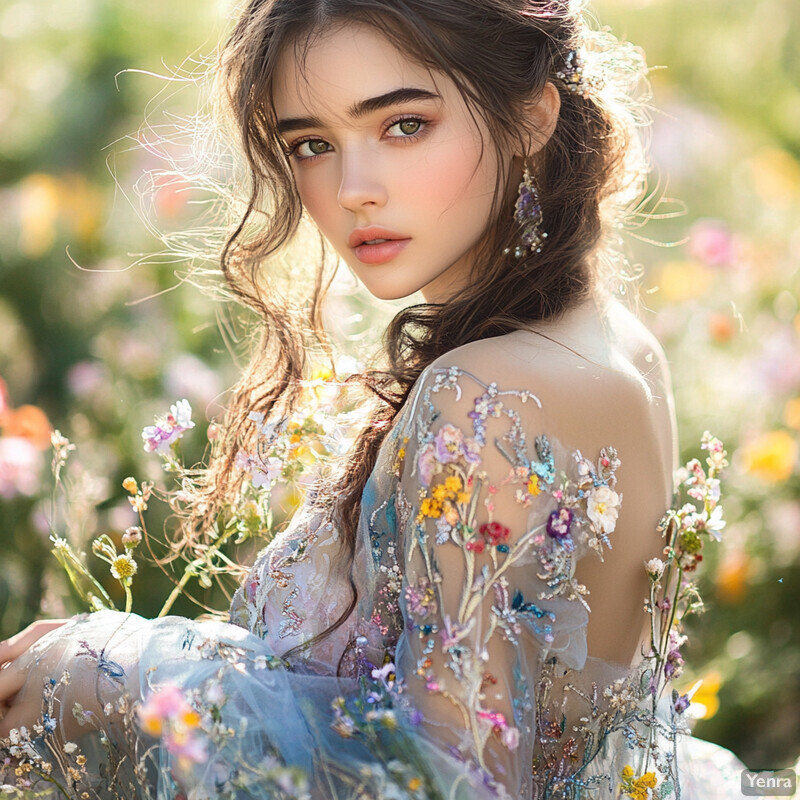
[336,150,388,212]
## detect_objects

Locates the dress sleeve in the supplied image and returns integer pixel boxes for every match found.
[392,365,623,797]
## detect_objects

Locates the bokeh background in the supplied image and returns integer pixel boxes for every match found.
[0,0,798,772]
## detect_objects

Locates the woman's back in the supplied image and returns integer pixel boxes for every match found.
[418,295,677,665]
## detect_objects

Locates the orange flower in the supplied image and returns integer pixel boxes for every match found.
[1,404,52,449]
[783,398,800,431]
[708,312,735,343]
[715,550,750,604]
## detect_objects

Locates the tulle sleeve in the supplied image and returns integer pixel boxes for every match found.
[391,365,623,798]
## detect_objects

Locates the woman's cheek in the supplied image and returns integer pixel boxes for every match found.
[297,178,336,235]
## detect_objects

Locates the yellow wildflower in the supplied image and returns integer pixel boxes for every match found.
[408,777,422,791]
[122,477,138,494]
[740,430,797,483]
[110,554,137,581]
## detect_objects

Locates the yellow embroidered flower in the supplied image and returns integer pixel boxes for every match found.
[432,484,449,502]
[527,475,541,496]
[457,491,471,504]
[444,475,462,492]
[392,437,410,475]
[619,765,657,800]
[418,497,442,519]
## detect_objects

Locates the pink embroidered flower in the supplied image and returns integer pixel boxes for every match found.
[441,615,470,650]
[477,710,505,726]
[417,442,438,487]
[502,726,520,750]
[433,424,482,466]
[434,424,465,463]
[466,539,485,554]
[547,507,573,539]
[138,683,202,749]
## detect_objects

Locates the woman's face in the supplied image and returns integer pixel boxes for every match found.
[271,22,508,303]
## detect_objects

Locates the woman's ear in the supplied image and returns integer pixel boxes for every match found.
[518,81,561,157]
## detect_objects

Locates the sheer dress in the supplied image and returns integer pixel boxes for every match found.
[1,338,747,799]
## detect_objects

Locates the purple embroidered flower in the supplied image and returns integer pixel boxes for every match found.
[673,693,691,714]
[417,442,437,487]
[441,614,470,650]
[547,507,573,539]
[433,424,481,466]
[404,577,438,618]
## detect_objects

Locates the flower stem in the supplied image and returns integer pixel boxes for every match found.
[157,523,238,617]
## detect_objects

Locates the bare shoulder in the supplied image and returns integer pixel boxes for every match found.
[427,296,678,503]
[428,299,664,417]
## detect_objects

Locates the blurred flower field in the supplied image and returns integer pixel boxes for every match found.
[0,0,798,773]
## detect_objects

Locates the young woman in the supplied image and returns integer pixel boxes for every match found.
[0,0,748,797]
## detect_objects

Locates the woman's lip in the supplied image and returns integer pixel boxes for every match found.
[352,238,411,265]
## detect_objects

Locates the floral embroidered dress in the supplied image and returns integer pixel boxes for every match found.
[2,351,748,799]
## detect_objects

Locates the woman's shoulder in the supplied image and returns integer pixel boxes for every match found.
[417,295,678,501]
[424,296,668,413]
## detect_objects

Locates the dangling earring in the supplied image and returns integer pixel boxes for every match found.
[506,159,547,259]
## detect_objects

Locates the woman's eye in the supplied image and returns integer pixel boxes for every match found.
[294,139,330,158]
[392,118,422,136]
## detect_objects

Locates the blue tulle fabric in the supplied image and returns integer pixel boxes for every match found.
[4,364,748,799]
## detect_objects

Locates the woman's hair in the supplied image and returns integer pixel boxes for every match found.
[176,0,651,670]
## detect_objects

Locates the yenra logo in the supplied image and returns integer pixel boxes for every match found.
[741,769,797,797]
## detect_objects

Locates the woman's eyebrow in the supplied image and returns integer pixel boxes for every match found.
[276,87,441,136]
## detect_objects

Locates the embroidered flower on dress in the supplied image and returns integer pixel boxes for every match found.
[404,577,438,619]
[433,424,481,467]
[546,507,573,539]
[479,521,510,546]
[586,485,621,533]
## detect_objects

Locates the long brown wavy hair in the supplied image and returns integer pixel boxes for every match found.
[175,0,652,670]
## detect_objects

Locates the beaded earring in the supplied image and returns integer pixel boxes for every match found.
[506,159,547,259]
